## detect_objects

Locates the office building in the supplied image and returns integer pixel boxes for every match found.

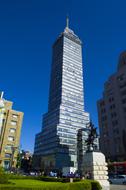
[34,19,90,172]
[97,51,126,161]
[0,92,23,169]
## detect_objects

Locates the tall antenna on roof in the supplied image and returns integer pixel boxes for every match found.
[66,15,69,28]
[0,91,4,99]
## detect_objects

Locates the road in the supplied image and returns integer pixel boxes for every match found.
[110,185,126,190]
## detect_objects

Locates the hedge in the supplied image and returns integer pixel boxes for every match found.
[7,175,81,183]
[0,182,91,190]
[7,174,36,180]
[0,180,102,190]
[37,176,81,183]
[0,172,102,190]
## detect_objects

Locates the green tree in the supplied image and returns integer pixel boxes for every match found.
[0,167,9,184]
[16,151,22,169]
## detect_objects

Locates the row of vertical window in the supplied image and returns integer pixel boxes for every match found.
[7,119,17,142]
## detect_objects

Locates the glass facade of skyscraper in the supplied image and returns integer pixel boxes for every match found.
[34,25,90,171]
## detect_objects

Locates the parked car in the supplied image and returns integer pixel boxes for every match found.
[109,174,126,184]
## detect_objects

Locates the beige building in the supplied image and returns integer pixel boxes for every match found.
[0,92,23,169]
[97,51,126,161]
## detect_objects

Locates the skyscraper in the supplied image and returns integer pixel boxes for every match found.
[0,92,23,169]
[97,51,126,161]
[34,19,89,172]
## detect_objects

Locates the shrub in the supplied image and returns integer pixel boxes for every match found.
[61,178,70,183]
[62,178,81,183]
[68,181,91,190]
[36,176,62,182]
[0,167,9,184]
[73,178,81,182]
[90,180,102,190]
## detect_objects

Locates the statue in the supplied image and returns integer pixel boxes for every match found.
[85,121,98,152]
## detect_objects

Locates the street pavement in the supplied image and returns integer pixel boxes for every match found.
[110,185,126,190]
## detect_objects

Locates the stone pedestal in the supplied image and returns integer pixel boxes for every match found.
[82,151,110,190]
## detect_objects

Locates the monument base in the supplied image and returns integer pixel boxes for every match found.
[83,151,110,190]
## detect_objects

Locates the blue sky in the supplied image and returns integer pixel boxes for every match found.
[0,0,126,152]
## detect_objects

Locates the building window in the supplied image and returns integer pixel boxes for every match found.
[124,107,126,113]
[113,128,119,134]
[9,128,16,133]
[121,90,126,96]
[111,112,117,118]
[10,121,17,126]
[100,101,105,107]
[117,74,124,81]
[101,108,106,114]
[12,114,18,119]
[8,136,14,142]
[122,98,126,104]
[119,82,126,89]
[101,115,107,121]
[112,120,118,127]
[110,104,116,110]
[5,153,11,158]
[109,97,114,102]
[5,145,12,151]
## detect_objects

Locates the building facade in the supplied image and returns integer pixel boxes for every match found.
[97,51,126,161]
[0,92,23,169]
[34,21,90,172]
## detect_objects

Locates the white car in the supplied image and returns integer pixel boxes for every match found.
[109,175,126,184]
